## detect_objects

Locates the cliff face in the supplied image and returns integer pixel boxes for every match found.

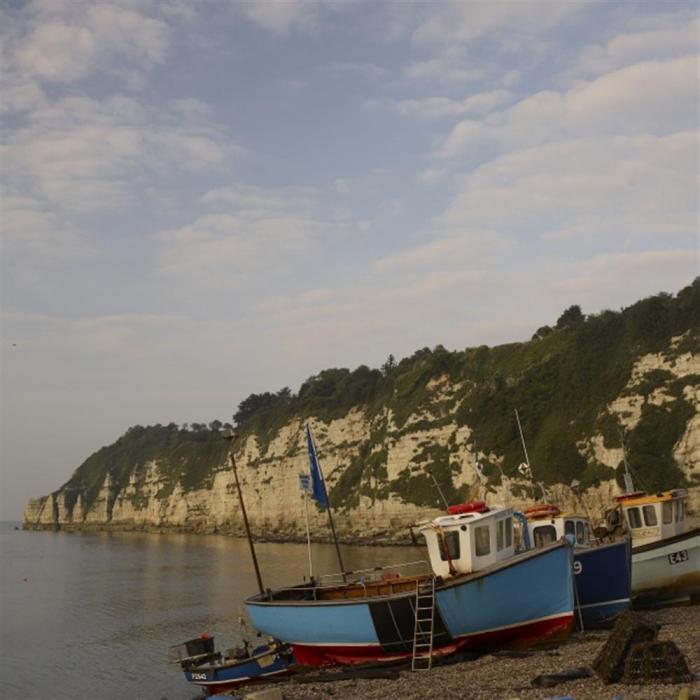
[23,336,700,541]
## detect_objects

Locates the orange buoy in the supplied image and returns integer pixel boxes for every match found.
[524,504,560,519]
[447,500,489,515]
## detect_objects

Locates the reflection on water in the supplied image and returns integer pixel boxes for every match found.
[0,523,424,699]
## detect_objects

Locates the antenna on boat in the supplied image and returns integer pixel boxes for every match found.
[426,467,449,509]
[515,408,531,470]
[570,478,595,528]
[224,430,265,596]
[514,409,539,501]
[619,427,636,494]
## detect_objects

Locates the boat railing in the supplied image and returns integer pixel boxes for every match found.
[258,560,432,600]
[316,559,431,586]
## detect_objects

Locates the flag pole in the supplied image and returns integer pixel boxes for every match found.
[299,474,314,579]
[225,430,264,595]
[306,425,346,581]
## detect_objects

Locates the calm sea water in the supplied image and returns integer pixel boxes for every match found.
[0,522,424,699]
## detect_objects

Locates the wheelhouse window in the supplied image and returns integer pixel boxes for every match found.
[679,501,684,521]
[663,502,673,524]
[575,521,585,544]
[626,507,642,529]
[533,525,557,547]
[565,520,575,538]
[438,530,460,561]
[643,505,658,527]
[675,500,684,522]
[475,525,491,556]
[505,517,513,547]
[497,520,504,551]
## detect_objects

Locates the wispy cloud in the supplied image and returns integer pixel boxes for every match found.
[396,89,511,118]
[4,1,172,89]
[438,55,697,157]
[3,95,236,215]
[155,184,330,285]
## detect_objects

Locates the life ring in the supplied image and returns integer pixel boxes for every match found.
[447,500,488,515]
[524,504,560,519]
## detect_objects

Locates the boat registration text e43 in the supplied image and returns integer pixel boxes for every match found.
[668,550,688,565]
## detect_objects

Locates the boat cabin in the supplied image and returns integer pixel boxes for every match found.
[616,489,688,546]
[524,504,592,549]
[418,501,515,578]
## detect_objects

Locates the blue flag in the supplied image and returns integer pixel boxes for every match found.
[306,425,328,508]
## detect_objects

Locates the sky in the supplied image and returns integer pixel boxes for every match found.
[1,0,698,520]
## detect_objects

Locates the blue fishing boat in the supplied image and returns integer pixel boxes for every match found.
[523,504,632,628]
[246,502,575,666]
[169,635,296,696]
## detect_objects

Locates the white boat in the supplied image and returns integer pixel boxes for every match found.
[615,488,699,606]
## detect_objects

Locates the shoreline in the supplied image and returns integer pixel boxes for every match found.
[20,521,416,546]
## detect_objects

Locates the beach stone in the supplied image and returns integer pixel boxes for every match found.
[622,640,693,685]
[592,611,659,684]
[244,688,284,700]
[531,667,593,687]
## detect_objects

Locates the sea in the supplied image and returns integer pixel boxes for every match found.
[0,521,424,699]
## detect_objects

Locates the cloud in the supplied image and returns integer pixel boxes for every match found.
[438,132,697,244]
[417,168,447,184]
[0,78,47,115]
[4,1,171,88]
[571,12,699,78]
[0,188,96,270]
[316,61,389,81]
[411,1,593,46]
[439,55,698,157]
[404,49,486,86]
[374,231,513,273]
[200,185,318,212]
[155,185,329,284]
[235,0,329,35]
[396,89,511,118]
[551,250,698,313]
[3,95,235,214]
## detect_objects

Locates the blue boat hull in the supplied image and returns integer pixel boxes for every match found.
[246,541,574,666]
[573,539,631,629]
[182,644,295,696]
[436,539,575,645]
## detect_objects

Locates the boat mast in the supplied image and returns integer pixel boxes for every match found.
[225,430,264,595]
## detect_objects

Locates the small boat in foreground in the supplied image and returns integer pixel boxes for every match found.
[169,634,296,696]
[246,502,575,666]
[523,503,632,628]
[614,488,700,606]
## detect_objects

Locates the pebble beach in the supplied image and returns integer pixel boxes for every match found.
[245,606,699,700]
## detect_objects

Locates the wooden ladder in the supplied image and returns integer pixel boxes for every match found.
[411,576,436,671]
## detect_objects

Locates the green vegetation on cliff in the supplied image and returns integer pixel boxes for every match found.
[63,423,229,512]
[233,280,697,504]
[56,280,699,513]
